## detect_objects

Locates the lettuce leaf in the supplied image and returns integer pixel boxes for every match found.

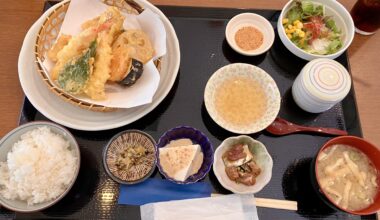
[301,1,314,16]
[325,18,340,33]
[287,6,302,24]
[327,39,342,54]
[314,5,324,16]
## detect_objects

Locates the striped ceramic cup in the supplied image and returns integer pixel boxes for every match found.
[292,58,351,113]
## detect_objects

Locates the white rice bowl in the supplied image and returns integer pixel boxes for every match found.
[0,126,78,206]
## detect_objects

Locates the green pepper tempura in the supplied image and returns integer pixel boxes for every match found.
[283,0,343,55]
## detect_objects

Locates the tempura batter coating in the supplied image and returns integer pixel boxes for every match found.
[47,6,154,101]
[109,43,133,82]
[81,17,100,30]
[47,34,72,62]
[51,27,99,80]
[109,30,154,82]
[83,7,124,100]
[120,30,154,64]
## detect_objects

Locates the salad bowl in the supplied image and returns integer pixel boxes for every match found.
[277,0,354,61]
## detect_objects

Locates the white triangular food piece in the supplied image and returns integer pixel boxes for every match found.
[223,144,253,167]
[159,144,202,181]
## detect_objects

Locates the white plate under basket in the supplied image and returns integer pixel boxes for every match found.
[18,0,180,131]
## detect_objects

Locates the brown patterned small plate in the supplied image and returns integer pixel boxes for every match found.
[103,130,157,184]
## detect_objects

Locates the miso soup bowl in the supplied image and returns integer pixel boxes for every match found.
[313,136,380,215]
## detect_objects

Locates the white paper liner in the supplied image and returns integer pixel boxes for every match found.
[140,194,259,220]
[42,0,166,108]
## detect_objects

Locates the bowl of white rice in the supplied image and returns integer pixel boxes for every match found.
[0,121,80,212]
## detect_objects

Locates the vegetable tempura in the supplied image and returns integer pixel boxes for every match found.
[48,6,154,100]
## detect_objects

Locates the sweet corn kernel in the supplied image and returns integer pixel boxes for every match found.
[287,33,292,39]
[299,31,305,38]
[282,18,289,24]
[286,29,295,34]
[300,38,305,46]
[287,24,293,29]
[293,20,300,25]
[295,29,302,34]
[296,22,303,29]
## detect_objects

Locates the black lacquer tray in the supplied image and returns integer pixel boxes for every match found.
[1,2,374,220]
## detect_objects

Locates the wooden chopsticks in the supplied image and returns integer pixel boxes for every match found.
[254,197,298,211]
[211,194,298,211]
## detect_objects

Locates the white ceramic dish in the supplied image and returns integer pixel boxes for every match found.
[292,58,351,113]
[0,121,80,212]
[277,0,354,61]
[18,0,180,131]
[226,13,275,56]
[213,135,273,194]
[204,63,281,134]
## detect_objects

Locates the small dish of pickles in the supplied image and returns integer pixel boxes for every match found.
[103,130,157,184]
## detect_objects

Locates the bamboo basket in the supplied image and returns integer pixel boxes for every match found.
[34,0,160,112]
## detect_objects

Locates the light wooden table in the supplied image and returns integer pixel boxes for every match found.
[0,0,379,146]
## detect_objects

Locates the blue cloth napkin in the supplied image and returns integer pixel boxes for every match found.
[118,178,212,205]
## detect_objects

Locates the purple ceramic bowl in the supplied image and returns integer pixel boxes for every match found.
[156,126,214,184]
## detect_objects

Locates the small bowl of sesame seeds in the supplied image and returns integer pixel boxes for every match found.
[225,13,275,56]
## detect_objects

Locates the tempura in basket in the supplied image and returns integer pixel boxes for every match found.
[48,6,155,100]
[84,7,123,100]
